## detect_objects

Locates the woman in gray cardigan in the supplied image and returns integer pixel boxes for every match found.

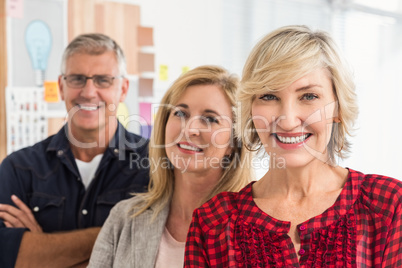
[88,65,253,267]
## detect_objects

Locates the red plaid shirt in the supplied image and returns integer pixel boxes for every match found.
[185,169,402,267]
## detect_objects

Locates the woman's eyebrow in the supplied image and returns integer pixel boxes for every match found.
[176,104,220,116]
[204,109,220,116]
[295,84,323,92]
[175,103,188,109]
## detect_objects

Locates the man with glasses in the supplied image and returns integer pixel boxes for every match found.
[0,33,150,267]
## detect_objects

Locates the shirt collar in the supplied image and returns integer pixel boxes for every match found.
[46,124,72,156]
[235,181,291,233]
[234,168,362,233]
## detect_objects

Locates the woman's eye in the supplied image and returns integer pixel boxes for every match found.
[259,94,278,101]
[173,110,186,117]
[203,116,219,124]
[301,93,318,101]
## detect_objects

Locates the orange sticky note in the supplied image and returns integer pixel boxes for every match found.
[44,81,60,102]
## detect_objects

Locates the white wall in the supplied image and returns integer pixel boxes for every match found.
[339,13,402,179]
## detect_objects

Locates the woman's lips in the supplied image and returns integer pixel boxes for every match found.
[273,133,312,149]
[177,142,203,154]
[276,133,310,144]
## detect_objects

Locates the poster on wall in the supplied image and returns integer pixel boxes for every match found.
[6,0,67,154]
[8,0,66,112]
[6,87,48,154]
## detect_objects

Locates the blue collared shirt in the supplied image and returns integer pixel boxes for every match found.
[0,123,150,267]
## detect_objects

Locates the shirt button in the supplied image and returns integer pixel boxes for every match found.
[114,148,119,154]
[57,150,64,156]
[299,225,306,231]
[33,206,39,212]
[299,248,305,255]
[82,209,88,215]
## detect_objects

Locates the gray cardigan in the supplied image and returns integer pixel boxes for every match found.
[88,196,169,268]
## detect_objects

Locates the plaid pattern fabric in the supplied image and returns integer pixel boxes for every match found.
[185,169,402,267]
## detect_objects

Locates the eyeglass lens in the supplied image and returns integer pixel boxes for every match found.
[64,75,115,88]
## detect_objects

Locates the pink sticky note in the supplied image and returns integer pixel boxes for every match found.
[7,0,24,19]
[139,102,152,125]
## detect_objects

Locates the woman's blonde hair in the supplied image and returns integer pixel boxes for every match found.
[238,25,358,164]
[133,65,253,218]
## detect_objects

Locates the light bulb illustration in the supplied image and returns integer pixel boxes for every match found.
[25,20,52,87]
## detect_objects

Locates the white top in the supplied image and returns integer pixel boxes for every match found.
[155,227,186,268]
[75,154,103,189]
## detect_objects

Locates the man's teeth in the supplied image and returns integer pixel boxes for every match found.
[179,144,202,152]
[277,134,309,144]
[79,105,98,111]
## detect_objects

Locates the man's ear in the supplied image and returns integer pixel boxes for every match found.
[58,75,65,101]
[119,78,129,102]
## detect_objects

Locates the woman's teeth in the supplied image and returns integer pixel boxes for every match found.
[178,144,202,152]
[277,134,309,144]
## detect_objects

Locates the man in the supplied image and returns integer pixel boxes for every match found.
[0,33,150,267]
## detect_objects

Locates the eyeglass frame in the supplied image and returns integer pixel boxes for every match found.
[62,74,124,89]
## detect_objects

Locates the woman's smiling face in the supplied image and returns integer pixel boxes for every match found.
[251,68,339,168]
[165,84,234,174]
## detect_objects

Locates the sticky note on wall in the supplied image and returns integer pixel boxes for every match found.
[44,81,60,102]
[159,65,168,81]
[139,102,152,125]
[7,0,24,18]
[182,66,190,74]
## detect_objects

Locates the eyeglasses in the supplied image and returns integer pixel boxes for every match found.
[63,74,122,89]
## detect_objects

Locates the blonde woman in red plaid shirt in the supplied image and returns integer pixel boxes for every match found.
[185,25,402,267]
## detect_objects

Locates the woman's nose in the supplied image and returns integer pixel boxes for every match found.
[274,104,302,131]
[184,116,205,137]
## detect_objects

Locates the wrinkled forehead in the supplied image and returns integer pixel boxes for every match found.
[63,51,120,76]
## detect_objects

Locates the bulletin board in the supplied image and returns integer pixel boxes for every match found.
[4,0,67,156]
[6,87,48,154]
[7,0,67,116]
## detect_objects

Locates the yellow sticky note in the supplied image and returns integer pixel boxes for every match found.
[159,65,168,81]
[182,66,190,74]
[44,81,60,102]
[117,102,130,128]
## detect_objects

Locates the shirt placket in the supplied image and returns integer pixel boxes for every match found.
[297,223,310,267]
